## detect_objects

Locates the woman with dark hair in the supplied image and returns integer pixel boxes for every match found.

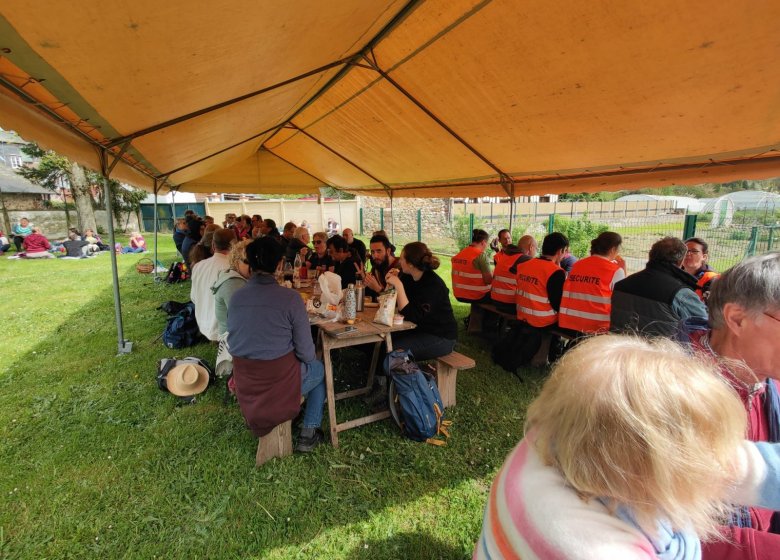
[227,237,326,453]
[683,237,719,301]
[384,241,457,361]
[558,231,626,334]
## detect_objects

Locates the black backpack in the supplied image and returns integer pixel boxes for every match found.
[491,325,542,377]
[162,302,202,349]
[157,300,189,315]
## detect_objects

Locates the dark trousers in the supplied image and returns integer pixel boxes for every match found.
[13,236,24,252]
[389,331,456,362]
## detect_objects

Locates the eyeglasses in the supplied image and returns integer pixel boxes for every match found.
[686,250,702,255]
[313,240,323,244]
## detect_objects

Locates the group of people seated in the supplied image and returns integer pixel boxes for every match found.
[2,217,113,258]
[457,226,780,558]
[453,227,723,361]
[187,218,458,453]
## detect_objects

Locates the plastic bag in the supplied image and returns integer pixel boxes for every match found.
[319,272,343,307]
[374,289,397,326]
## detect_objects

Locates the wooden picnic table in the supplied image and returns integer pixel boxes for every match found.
[316,309,415,447]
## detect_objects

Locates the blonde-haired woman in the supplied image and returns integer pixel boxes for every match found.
[212,239,251,379]
[476,335,780,560]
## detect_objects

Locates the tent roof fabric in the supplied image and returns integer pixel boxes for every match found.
[0,1,779,197]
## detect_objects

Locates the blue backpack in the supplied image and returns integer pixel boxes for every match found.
[162,302,202,349]
[384,349,451,445]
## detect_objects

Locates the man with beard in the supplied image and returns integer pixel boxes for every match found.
[359,234,400,299]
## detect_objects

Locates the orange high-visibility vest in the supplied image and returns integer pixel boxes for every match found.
[451,245,490,300]
[491,253,520,304]
[695,270,719,301]
[515,258,561,327]
[558,255,620,333]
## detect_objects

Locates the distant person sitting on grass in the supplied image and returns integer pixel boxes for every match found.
[82,228,108,252]
[0,230,10,254]
[61,231,90,258]
[12,217,32,252]
[22,227,54,258]
[121,232,146,254]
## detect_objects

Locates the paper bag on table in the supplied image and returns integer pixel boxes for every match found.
[374,289,397,326]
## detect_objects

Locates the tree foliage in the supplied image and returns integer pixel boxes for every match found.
[84,170,147,223]
[16,143,71,191]
[553,214,609,258]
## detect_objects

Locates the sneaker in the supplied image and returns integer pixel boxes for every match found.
[295,428,324,453]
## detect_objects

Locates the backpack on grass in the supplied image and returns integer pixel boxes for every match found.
[157,300,189,316]
[491,324,541,377]
[162,302,202,349]
[385,349,451,445]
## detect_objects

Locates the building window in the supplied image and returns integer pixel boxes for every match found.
[9,154,22,169]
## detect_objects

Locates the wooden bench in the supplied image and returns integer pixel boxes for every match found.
[468,301,516,335]
[435,352,476,408]
[256,421,292,466]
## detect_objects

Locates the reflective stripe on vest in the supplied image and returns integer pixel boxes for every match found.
[559,255,619,333]
[515,258,560,327]
[490,256,519,303]
[561,290,611,304]
[559,308,611,321]
[451,245,490,300]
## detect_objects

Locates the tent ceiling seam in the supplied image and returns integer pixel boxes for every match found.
[362,51,514,197]
[289,123,392,196]
[105,56,354,148]
[263,148,333,189]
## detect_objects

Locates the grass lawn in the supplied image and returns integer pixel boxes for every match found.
[0,236,544,559]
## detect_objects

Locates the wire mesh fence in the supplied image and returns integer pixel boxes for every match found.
[359,199,778,275]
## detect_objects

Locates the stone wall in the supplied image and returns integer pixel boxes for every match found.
[2,193,48,211]
[4,209,140,238]
[359,196,452,239]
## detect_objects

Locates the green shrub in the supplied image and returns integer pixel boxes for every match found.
[451,214,487,250]
[553,214,609,258]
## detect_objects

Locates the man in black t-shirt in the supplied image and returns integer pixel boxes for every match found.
[326,235,357,288]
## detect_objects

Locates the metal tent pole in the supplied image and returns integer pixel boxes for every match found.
[337,189,343,233]
[152,179,159,282]
[99,145,133,355]
[390,193,395,244]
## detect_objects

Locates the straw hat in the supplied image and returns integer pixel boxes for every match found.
[166,363,210,396]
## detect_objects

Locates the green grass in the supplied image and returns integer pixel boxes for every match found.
[0,237,543,559]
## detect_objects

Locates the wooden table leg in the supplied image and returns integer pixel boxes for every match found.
[321,337,339,448]
[365,340,382,390]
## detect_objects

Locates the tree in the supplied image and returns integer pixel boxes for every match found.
[85,170,146,231]
[16,143,97,232]
[16,143,73,228]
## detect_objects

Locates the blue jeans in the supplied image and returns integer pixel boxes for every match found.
[301,360,325,429]
[121,246,145,253]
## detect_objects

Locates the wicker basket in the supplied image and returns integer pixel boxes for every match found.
[136,258,155,274]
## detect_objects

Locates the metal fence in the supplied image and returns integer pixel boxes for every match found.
[360,202,778,275]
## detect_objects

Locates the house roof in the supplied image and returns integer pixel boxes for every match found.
[0,164,51,194]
